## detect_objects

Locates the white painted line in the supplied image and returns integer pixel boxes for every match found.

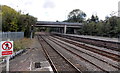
[48,66,53,72]
[29,61,32,71]
[40,61,48,63]
[41,66,54,73]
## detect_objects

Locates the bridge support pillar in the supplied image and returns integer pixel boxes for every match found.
[74,29,77,34]
[64,25,67,34]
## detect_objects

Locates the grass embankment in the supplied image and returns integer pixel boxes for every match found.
[14,38,34,52]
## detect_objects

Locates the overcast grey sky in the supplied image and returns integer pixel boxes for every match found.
[0,0,120,21]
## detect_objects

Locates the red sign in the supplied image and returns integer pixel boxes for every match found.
[1,41,13,56]
[2,41,12,50]
[2,51,12,55]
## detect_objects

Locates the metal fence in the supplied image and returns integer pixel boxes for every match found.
[0,32,24,41]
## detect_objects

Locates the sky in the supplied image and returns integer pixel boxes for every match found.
[0,0,120,21]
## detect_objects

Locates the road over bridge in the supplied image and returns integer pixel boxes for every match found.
[35,21,83,34]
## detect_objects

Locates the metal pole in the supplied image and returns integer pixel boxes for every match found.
[6,56,10,72]
[31,25,33,39]
[31,31,32,39]
[6,39,10,72]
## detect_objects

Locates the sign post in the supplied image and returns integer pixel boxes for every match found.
[6,56,10,72]
[0,41,13,72]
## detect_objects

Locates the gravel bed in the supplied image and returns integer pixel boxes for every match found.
[45,36,103,71]
[54,35,120,56]
[40,36,77,71]
[50,36,119,71]
[53,36,120,62]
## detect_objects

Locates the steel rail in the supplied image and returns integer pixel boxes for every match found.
[53,36,120,62]
[38,35,82,73]
[37,35,58,73]
[49,36,120,70]
[46,36,115,73]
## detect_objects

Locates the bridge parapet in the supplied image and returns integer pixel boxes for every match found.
[35,21,83,34]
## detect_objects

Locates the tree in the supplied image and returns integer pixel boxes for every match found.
[2,5,37,37]
[2,5,19,31]
[104,16,118,37]
[67,9,86,23]
[116,18,120,37]
[90,15,99,22]
[17,14,37,37]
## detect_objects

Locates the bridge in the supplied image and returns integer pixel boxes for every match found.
[35,21,83,34]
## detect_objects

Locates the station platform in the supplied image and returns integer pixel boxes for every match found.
[0,36,53,72]
[64,34,119,43]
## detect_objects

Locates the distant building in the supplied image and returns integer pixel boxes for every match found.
[118,1,120,17]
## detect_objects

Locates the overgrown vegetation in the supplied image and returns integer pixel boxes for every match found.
[1,5,37,37]
[79,16,120,38]
[14,38,34,51]
[64,9,120,38]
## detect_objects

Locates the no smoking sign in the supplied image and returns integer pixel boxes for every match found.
[0,41,13,56]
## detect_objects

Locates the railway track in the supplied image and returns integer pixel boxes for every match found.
[69,36,120,52]
[48,36,120,71]
[53,33,120,52]
[52,36,120,62]
[37,35,82,73]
